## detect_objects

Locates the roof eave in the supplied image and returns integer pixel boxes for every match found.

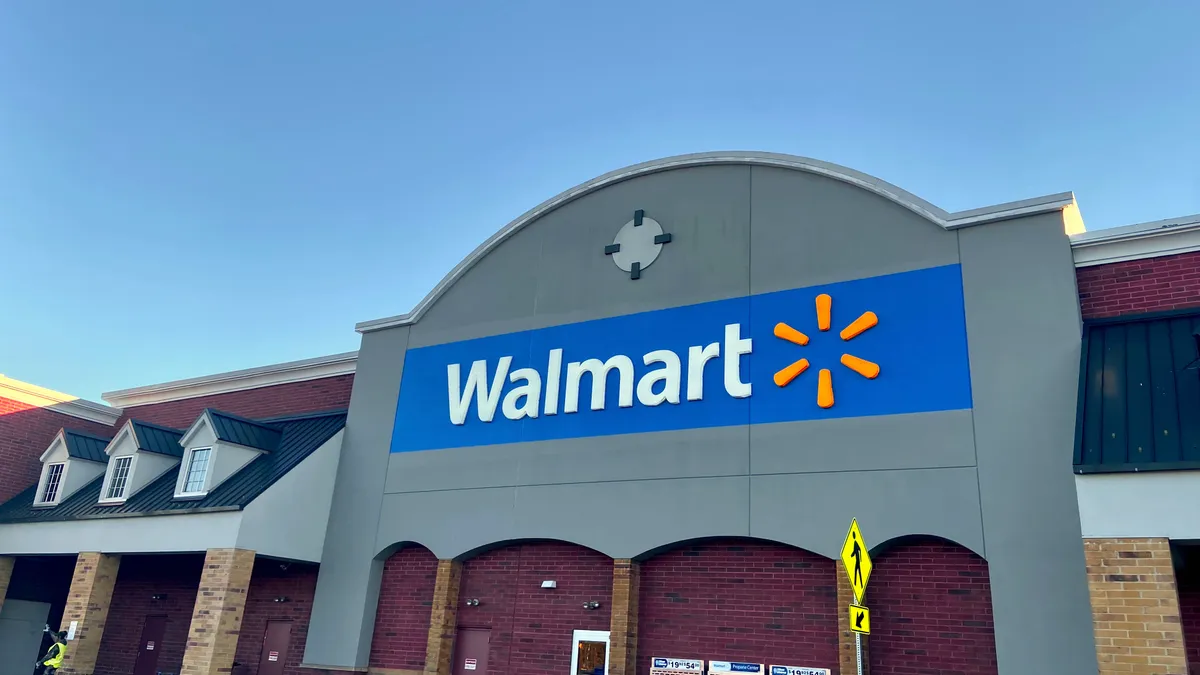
[1071,214,1200,268]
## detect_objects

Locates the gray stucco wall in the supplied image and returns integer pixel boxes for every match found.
[302,157,1096,673]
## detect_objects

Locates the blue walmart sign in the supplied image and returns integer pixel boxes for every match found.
[391,264,973,452]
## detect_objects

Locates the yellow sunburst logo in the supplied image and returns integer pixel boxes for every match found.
[772,293,880,409]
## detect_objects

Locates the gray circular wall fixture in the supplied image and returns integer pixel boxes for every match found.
[604,209,673,280]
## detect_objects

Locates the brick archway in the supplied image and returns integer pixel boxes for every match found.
[636,538,839,675]
[867,537,997,675]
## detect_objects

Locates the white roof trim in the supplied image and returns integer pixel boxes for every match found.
[354,151,1077,334]
[1071,214,1200,268]
[103,422,137,457]
[38,431,68,463]
[179,411,214,449]
[101,351,358,408]
[0,375,121,426]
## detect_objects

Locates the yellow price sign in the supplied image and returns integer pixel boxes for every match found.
[840,518,872,604]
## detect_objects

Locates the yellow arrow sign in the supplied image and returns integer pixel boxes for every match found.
[840,518,872,604]
[849,604,870,635]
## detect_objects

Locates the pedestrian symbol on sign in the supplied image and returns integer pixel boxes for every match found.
[839,518,872,605]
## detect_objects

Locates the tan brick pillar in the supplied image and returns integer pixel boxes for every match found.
[0,556,15,615]
[836,560,868,675]
[59,552,121,675]
[609,559,640,675]
[424,559,463,675]
[182,548,256,675]
[1085,538,1189,675]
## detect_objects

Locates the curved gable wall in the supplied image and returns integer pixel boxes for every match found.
[306,155,1097,673]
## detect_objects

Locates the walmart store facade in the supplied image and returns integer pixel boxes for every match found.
[307,152,1094,675]
[2,152,1199,675]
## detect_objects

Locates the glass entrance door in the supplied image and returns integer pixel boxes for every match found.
[570,630,611,675]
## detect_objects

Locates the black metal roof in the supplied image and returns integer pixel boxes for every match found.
[0,410,346,523]
[61,430,113,464]
[130,421,185,457]
[1075,309,1200,472]
[204,409,282,452]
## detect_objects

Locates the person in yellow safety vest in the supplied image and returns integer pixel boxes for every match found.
[36,630,67,674]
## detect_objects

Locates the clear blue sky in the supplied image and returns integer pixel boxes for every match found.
[1,1,1197,403]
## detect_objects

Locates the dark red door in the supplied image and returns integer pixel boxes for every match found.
[452,628,491,675]
[257,620,293,675]
[132,615,167,675]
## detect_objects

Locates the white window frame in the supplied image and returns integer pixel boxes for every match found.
[177,446,213,497]
[569,629,611,675]
[100,455,136,504]
[35,462,68,506]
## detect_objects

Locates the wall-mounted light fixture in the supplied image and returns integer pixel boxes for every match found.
[582,601,601,610]
[273,596,290,603]
[151,594,167,601]
[541,580,557,589]
[464,598,481,607]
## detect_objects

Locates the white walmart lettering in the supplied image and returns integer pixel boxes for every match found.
[446,323,753,425]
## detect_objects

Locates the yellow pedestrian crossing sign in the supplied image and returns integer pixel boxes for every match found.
[849,604,870,635]
[840,518,872,604]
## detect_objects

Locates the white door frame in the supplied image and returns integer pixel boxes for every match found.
[569,629,611,675]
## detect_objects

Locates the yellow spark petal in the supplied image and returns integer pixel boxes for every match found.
[774,359,810,387]
[816,294,832,331]
[840,311,878,341]
[841,354,880,379]
[817,369,834,409]
[774,322,810,346]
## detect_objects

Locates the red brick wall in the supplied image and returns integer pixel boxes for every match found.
[867,539,997,675]
[457,542,613,675]
[0,397,116,503]
[235,559,321,675]
[1180,580,1200,673]
[94,554,204,675]
[637,540,838,675]
[370,546,440,671]
[1076,251,1200,320]
[116,374,354,429]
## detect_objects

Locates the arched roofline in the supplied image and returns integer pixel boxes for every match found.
[377,537,613,563]
[631,534,831,562]
[357,151,1077,334]
[374,540,436,562]
[869,533,985,559]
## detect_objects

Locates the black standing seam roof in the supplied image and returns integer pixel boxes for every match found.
[130,421,186,458]
[1075,309,1200,472]
[61,430,114,464]
[204,409,283,452]
[0,410,347,523]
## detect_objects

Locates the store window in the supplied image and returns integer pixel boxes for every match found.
[102,456,134,501]
[570,630,610,675]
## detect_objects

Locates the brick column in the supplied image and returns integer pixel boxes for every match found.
[59,552,121,675]
[0,556,15,615]
[609,559,640,675]
[836,560,868,675]
[424,559,463,675]
[1085,538,1188,675]
[182,548,256,675]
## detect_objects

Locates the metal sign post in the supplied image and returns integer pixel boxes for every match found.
[841,519,873,675]
[855,632,862,675]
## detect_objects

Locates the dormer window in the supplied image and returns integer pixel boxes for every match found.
[181,448,212,496]
[98,420,184,505]
[103,456,134,501]
[34,429,112,508]
[37,463,65,505]
[176,409,281,500]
